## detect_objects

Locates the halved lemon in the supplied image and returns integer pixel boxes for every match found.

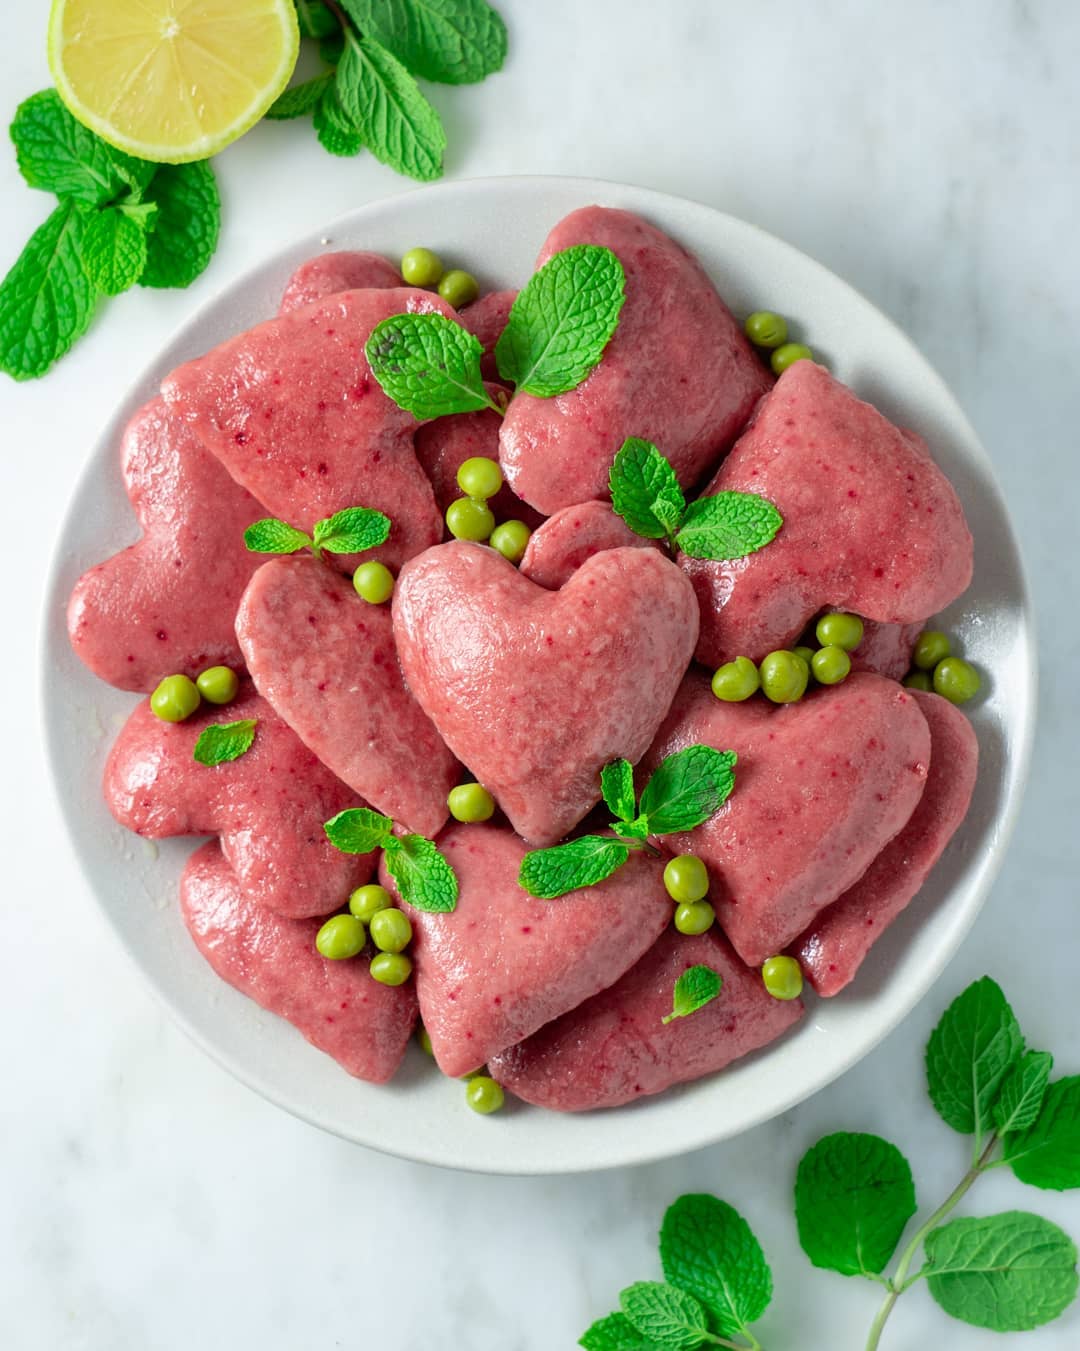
[48,0,300,163]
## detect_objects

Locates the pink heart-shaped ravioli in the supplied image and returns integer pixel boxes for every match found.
[378,822,670,1078]
[792,689,978,995]
[182,841,416,1082]
[499,207,772,515]
[236,555,458,838]
[393,541,700,845]
[643,671,931,966]
[519,499,662,591]
[278,250,401,314]
[105,684,376,918]
[489,927,803,1111]
[161,288,452,572]
[67,397,266,692]
[683,361,973,666]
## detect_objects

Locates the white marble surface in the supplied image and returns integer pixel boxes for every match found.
[2,1,1079,1347]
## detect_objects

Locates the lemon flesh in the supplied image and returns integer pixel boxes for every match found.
[49,0,299,163]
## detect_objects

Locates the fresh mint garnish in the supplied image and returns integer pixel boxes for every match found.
[136,160,220,290]
[342,0,507,86]
[313,86,364,157]
[295,0,339,40]
[323,807,458,913]
[1003,1077,1080,1189]
[618,1282,708,1347]
[192,719,257,766]
[518,748,736,900]
[336,31,447,182]
[79,207,151,297]
[365,313,501,420]
[661,965,722,1024]
[659,1194,772,1341]
[11,89,153,206]
[922,1212,1079,1332]
[244,505,390,558]
[495,245,625,397]
[795,1133,917,1277]
[995,1051,1054,1136]
[578,1312,654,1350]
[610,438,784,564]
[266,72,335,120]
[517,836,630,901]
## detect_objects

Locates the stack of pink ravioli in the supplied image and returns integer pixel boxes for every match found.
[70,208,978,1109]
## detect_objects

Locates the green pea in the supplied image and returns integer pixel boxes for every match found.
[710,655,760,702]
[465,1075,505,1115]
[744,311,789,349]
[933,657,981,705]
[762,955,803,1000]
[663,854,709,903]
[370,907,412,954]
[316,913,366,960]
[447,782,496,823]
[349,883,392,923]
[912,630,951,670]
[759,650,809,704]
[674,901,716,935]
[771,342,814,375]
[150,673,201,723]
[811,644,851,685]
[793,645,817,669]
[370,952,413,986]
[437,269,480,309]
[417,1026,434,1056]
[456,456,503,501]
[489,519,531,565]
[195,665,239,705]
[446,496,495,542]
[902,670,933,692]
[815,611,864,652]
[400,247,443,288]
[352,560,395,605]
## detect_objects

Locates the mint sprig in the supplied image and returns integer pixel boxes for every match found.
[365,313,501,420]
[609,439,784,563]
[494,244,626,397]
[243,505,391,558]
[343,0,507,85]
[581,976,1079,1351]
[661,965,723,1025]
[518,746,736,900]
[323,807,458,914]
[193,719,258,767]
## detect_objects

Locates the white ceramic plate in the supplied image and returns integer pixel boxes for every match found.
[42,177,1035,1174]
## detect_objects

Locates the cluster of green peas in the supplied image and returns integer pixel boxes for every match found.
[662,852,803,1001]
[399,245,481,312]
[444,455,533,565]
[315,883,414,986]
[149,663,240,722]
[901,631,981,704]
[743,309,817,375]
[712,611,865,705]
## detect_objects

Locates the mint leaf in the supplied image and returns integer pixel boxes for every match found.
[192,719,257,767]
[600,759,636,824]
[366,313,495,419]
[0,201,96,381]
[384,833,458,913]
[79,207,148,296]
[312,506,391,554]
[244,519,313,554]
[140,161,220,289]
[925,976,1023,1146]
[314,87,364,157]
[662,965,722,1024]
[518,836,629,899]
[1004,1077,1080,1190]
[579,1312,658,1350]
[267,72,335,120]
[495,245,625,397]
[613,817,651,842]
[319,30,346,65]
[995,1051,1054,1136]
[336,32,446,181]
[794,1132,917,1277]
[324,807,395,854]
[659,1194,772,1340]
[342,0,507,85]
[639,746,737,836]
[11,89,153,206]
[609,438,686,542]
[618,1282,707,1349]
[295,0,339,39]
[923,1211,1078,1332]
[675,492,784,562]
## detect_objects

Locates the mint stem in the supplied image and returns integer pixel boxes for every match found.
[863,1133,1000,1351]
[699,1333,759,1351]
